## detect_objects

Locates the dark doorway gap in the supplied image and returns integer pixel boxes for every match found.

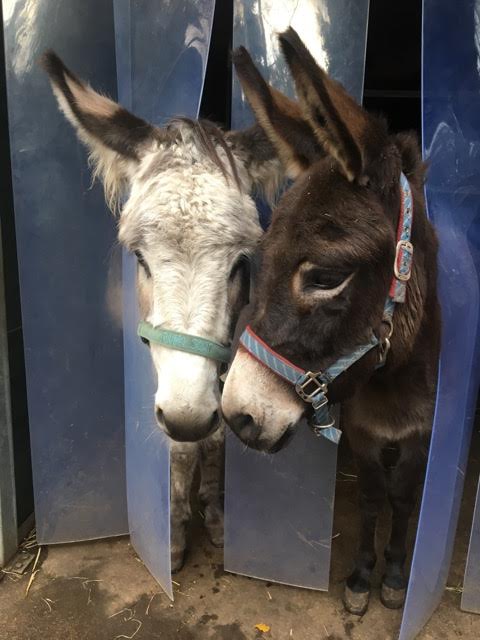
[0,2,34,529]
[199,0,234,129]
[363,0,422,135]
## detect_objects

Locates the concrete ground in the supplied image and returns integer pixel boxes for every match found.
[1,433,480,640]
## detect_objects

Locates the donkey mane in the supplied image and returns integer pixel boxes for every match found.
[167,118,242,190]
[165,117,283,206]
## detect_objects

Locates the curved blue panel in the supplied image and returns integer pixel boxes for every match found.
[0,225,17,565]
[399,1,480,636]
[2,0,128,543]
[114,0,216,598]
[463,477,480,613]
[225,0,370,590]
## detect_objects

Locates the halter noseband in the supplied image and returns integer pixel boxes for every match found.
[137,321,231,364]
[239,172,414,445]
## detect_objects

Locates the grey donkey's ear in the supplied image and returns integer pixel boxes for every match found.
[41,50,160,210]
[227,124,286,205]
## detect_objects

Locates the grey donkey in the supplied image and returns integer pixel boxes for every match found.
[42,50,292,570]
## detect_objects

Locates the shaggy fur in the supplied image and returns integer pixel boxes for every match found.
[222,29,440,614]
[42,51,285,570]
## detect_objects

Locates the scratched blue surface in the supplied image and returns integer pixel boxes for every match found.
[399,0,480,636]
[3,0,128,543]
[114,0,216,598]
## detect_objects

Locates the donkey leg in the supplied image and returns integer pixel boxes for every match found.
[199,424,225,548]
[381,437,427,609]
[170,441,199,572]
[344,453,386,616]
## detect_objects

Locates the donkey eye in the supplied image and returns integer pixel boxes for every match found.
[229,255,250,283]
[134,250,151,277]
[228,255,251,314]
[302,268,351,292]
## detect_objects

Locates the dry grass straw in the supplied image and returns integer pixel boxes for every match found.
[24,547,42,597]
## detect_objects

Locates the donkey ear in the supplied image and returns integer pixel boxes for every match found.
[279,28,380,184]
[41,50,158,209]
[232,46,321,179]
[227,124,284,205]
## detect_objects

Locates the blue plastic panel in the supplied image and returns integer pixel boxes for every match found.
[113,0,216,598]
[463,476,480,613]
[2,0,128,543]
[399,1,480,636]
[0,225,17,566]
[224,0,370,589]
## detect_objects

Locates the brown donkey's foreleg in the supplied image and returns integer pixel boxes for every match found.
[381,434,428,609]
[170,441,199,572]
[344,442,387,616]
[199,424,225,548]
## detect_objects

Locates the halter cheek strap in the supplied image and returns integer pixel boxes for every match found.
[238,172,414,446]
[137,321,231,364]
[389,172,414,304]
[240,327,379,444]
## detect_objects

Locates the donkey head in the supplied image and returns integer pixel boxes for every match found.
[222,29,429,451]
[43,51,288,443]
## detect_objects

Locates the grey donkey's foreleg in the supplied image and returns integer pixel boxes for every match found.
[199,424,225,547]
[170,441,199,572]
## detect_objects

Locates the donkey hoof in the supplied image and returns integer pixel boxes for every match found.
[343,585,370,616]
[380,583,406,609]
[171,548,186,574]
[208,530,223,549]
[206,524,224,548]
[204,507,224,548]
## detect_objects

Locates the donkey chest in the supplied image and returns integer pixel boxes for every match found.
[342,376,436,442]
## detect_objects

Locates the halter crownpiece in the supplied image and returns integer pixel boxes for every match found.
[137,321,231,364]
[239,172,414,445]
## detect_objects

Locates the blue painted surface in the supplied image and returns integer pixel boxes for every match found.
[0,228,17,565]
[399,1,480,636]
[3,0,128,543]
[225,0,370,590]
[463,476,480,613]
[113,0,216,597]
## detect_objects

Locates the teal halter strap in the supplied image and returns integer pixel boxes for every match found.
[137,321,231,364]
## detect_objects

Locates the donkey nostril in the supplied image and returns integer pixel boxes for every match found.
[229,413,259,443]
[155,406,164,424]
[209,410,220,430]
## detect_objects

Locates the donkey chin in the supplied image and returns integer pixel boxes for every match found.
[222,348,305,452]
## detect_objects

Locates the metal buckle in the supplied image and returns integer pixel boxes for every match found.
[378,315,394,367]
[378,337,391,367]
[311,416,336,436]
[312,393,328,411]
[382,316,394,340]
[295,371,328,402]
[394,240,414,282]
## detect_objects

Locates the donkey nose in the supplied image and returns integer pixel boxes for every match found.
[155,406,219,442]
[228,413,260,444]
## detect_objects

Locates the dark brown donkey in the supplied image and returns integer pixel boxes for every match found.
[222,28,440,615]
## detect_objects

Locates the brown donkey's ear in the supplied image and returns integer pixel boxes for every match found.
[279,28,379,184]
[41,51,160,209]
[232,46,321,179]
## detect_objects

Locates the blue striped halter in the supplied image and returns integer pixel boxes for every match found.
[239,173,414,445]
